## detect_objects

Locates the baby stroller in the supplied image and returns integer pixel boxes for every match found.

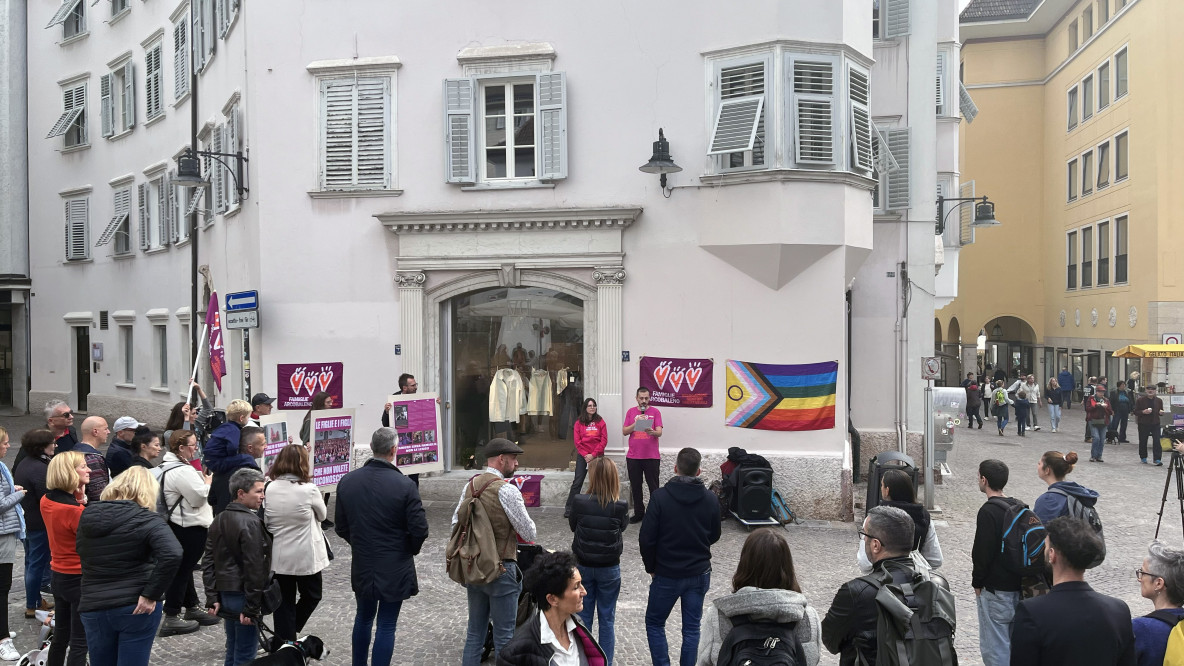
[17,610,53,666]
[481,543,544,662]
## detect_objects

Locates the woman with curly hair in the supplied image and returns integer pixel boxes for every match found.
[498,550,606,665]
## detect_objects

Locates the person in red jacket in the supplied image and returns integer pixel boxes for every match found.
[565,398,608,518]
[41,451,90,666]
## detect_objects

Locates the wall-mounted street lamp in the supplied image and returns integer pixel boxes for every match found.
[991,324,1004,340]
[935,195,1000,236]
[638,128,682,196]
[173,147,249,197]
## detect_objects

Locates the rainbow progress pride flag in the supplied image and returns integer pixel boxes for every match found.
[725,360,838,431]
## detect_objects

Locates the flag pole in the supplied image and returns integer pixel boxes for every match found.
[187,324,209,405]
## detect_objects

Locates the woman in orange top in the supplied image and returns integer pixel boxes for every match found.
[41,451,90,666]
[565,398,608,518]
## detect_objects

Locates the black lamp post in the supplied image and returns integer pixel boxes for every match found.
[638,128,682,192]
[935,195,1000,236]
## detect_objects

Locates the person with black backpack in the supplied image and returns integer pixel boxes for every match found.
[971,459,1027,666]
[697,528,819,666]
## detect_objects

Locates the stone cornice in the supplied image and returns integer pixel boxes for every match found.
[377,207,642,234]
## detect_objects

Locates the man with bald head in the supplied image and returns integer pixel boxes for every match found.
[76,416,112,503]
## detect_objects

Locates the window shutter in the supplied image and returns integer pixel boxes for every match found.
[355,77,390,188]
[156,179,168,245]
[212,126,225,213]
[935,53,946,116]
[958,82,979,123]
[185,186,204,218]
[47,0,83,28]
[47,88,84,139]
[165,172,178,242]
[537,72,568,180]
[709,97,764,155]
[193,2,205,70]
[884,0,911,38]
[444,78,476,183]
[122,61,135,130]
[320,79,355,189]
[885,128,911,210]
[958,180,976,245]
[146,45,162,119]
[225,107,243,203]
[137,183,150,250]
[872,123,900,173]
[206,0,217,59]
[849,66,872,174]
[66,200,89,260]
[100,74,114,137]
[791,58,837,165]
[174,19,189,99]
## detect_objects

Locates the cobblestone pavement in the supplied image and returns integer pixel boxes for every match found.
[2,410,1182,664]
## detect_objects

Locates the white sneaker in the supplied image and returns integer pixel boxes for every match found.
[0,638,19,661]
[1034,426,1042,431]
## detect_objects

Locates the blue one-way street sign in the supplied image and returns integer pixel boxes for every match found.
[225,290,259,312]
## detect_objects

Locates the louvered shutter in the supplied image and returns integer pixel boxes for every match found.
[444,78,476,183]
[935,53,946,116]
[137,183,150,249]
[96,189,130,247]
[146,45,162,119]
[205,0,217,59]
[225,107,243,204]
[166,172,178,242]
[47,0,83,28]
[212,126,225,213]
[185,186,204,218]
[959,180,976,245]
[885,128,911,211]
[156,179,168,245]
[192,3,205,71]
[321,79,355,189]
[65,200,89,260]
[122,61,135,130]
[100,74,114,137]
[174,19,189,99]
[537,72,567,180]
[959,82,979,123]
[791,57,837,165]
[849,66,872,174]
[355,78,390,188]
[884,0,911,38]
[872,124,900,173]
[47,88,84,138]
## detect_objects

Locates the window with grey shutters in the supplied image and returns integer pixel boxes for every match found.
[709,61,766,168]
[444,78,475,183]
[48,84,87,148]
[102,62,135,137]
[959,82,979,123]
[173,18,189,100]
[47,0,86,38]
[121,61,135,130]
[217,0,239,38]
[935,53,947,116]
[96,187,132,252]
[65,198,89,261]
[223,106,242,208]
[194,0,216,72]
[884,128,910,210]
[849,66,872,174]
[165,171,179,243]
[319,76,391,190]
[154,176,168,246]
[791,57,837,165]
[111,0,129,17]
[882,0,910,38]
[100,73,114,137]
[137,183,150,250]
[145,44,164,120]
[538,72,567,180]
[212,126,225,213]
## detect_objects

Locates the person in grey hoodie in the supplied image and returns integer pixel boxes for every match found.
[1033,450,1099,524]
[696,528,820,666]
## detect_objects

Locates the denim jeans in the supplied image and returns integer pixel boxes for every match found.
[578,564,622,665]
[24,530,52,608]
[220,591,258,666]
[1091,423,1108,460]
[976,589,1020,666]
[462,561,521,666]
[352,596,403,666]
[80,601,162,666]
[645,572,711,666]
[1048,404,1062,430]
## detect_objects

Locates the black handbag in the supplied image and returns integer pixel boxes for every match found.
[260,577,284,616]
[323,533,334,561]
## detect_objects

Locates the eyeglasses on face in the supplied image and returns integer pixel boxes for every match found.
[1135,569,1163,581]
[858,529,879,543]
[54,411,73,418]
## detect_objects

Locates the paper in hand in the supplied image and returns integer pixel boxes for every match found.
[633,417,654,432]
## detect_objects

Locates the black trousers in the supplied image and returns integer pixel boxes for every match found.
[0,562,10,640]
[1140,423,1163,462]
[565,454,589,513]
[966,404,983,427]
[48,571,87,666]
[163,524,206,615]
[626,458,660,517]
[273,572,323,642]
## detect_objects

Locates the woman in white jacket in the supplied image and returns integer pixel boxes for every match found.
[264,444,329,645]
[697,528,821,666]
[154,430,219,636]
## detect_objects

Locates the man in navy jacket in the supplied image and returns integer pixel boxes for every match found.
[639,447,721,666]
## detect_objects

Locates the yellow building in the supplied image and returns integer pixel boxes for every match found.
[940,0,1184,391]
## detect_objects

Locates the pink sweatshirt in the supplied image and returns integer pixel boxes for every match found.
[573,419,607,457]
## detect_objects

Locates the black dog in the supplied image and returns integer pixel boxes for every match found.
[247,635,327,665]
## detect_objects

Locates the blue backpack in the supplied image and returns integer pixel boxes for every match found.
[988,497,1046,579]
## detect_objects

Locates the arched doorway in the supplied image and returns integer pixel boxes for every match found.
[934,318,943,346]
[981,315,1037,380]
[948,318,961,346]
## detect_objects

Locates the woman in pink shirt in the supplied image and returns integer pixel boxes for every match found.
[566,399,607,518]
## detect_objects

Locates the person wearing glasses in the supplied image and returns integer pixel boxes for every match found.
[1133,541,1184,666]
[14,401,79,471]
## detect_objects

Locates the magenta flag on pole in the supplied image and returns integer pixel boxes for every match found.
[206,291,226,391]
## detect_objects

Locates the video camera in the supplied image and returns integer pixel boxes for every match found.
[1165,424,1184,444]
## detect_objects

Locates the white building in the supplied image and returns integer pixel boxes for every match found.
[24,0,960,519]
[0,0,30,414]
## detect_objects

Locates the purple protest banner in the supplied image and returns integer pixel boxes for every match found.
[639,357,713,407]
[277,362,343,411]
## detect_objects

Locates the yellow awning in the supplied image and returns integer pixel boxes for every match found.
[1112,344,1184,358]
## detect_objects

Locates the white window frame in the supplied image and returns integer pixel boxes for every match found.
[1114,46,1129,99]
[119,324,134,385]
[1097,62,1110,110]
[315,72,396,192]
[173,14,190,101]
[144,40,164,122]
[1067,158,1078,202]
[216,0,239,39]
[193,0,216,73]
[1114,213,1128,284]
[1080,225,1094,288]
[55,0,87,41]
[64,197,89,261]
[101,56,135,138]
[111,0,130,19]
[221,100,243,212]
[1067,230,1078,290]
[788,53,840,166]
[1081,150,1094,196]
[709,55,771,172]
[95,185,133,255]
[1096,140,1111,189]
[1099,0,1109,24]
[1081,74,1094,121]
[1082,6,1093,39]
[1097,219,1110,286]
[478,77,540,182]
[1114,129,1129,181]
[153,324,169,388]
[1068,20,1079,54]
[935,51,948,117]
[1067,86,1079,131]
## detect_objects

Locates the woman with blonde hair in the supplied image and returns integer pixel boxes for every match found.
[154,430,218,637]
[1046,377,1063,432]
[41,451,91,666]
[567,456,628,664]
[75,467,183,666]
[265,444,329,645]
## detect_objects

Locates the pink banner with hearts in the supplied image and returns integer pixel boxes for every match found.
[277,362,344,411]
[639,357,713,408]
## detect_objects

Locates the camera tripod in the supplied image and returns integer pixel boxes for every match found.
[1155,449,1184,541]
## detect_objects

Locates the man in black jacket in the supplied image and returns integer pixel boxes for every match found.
[203,467,272,666]
[639,447,721,666]
[1010,517,1135,665]
[821,505,921,666]
[335,427,429,665]
[970,459,1023,666]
